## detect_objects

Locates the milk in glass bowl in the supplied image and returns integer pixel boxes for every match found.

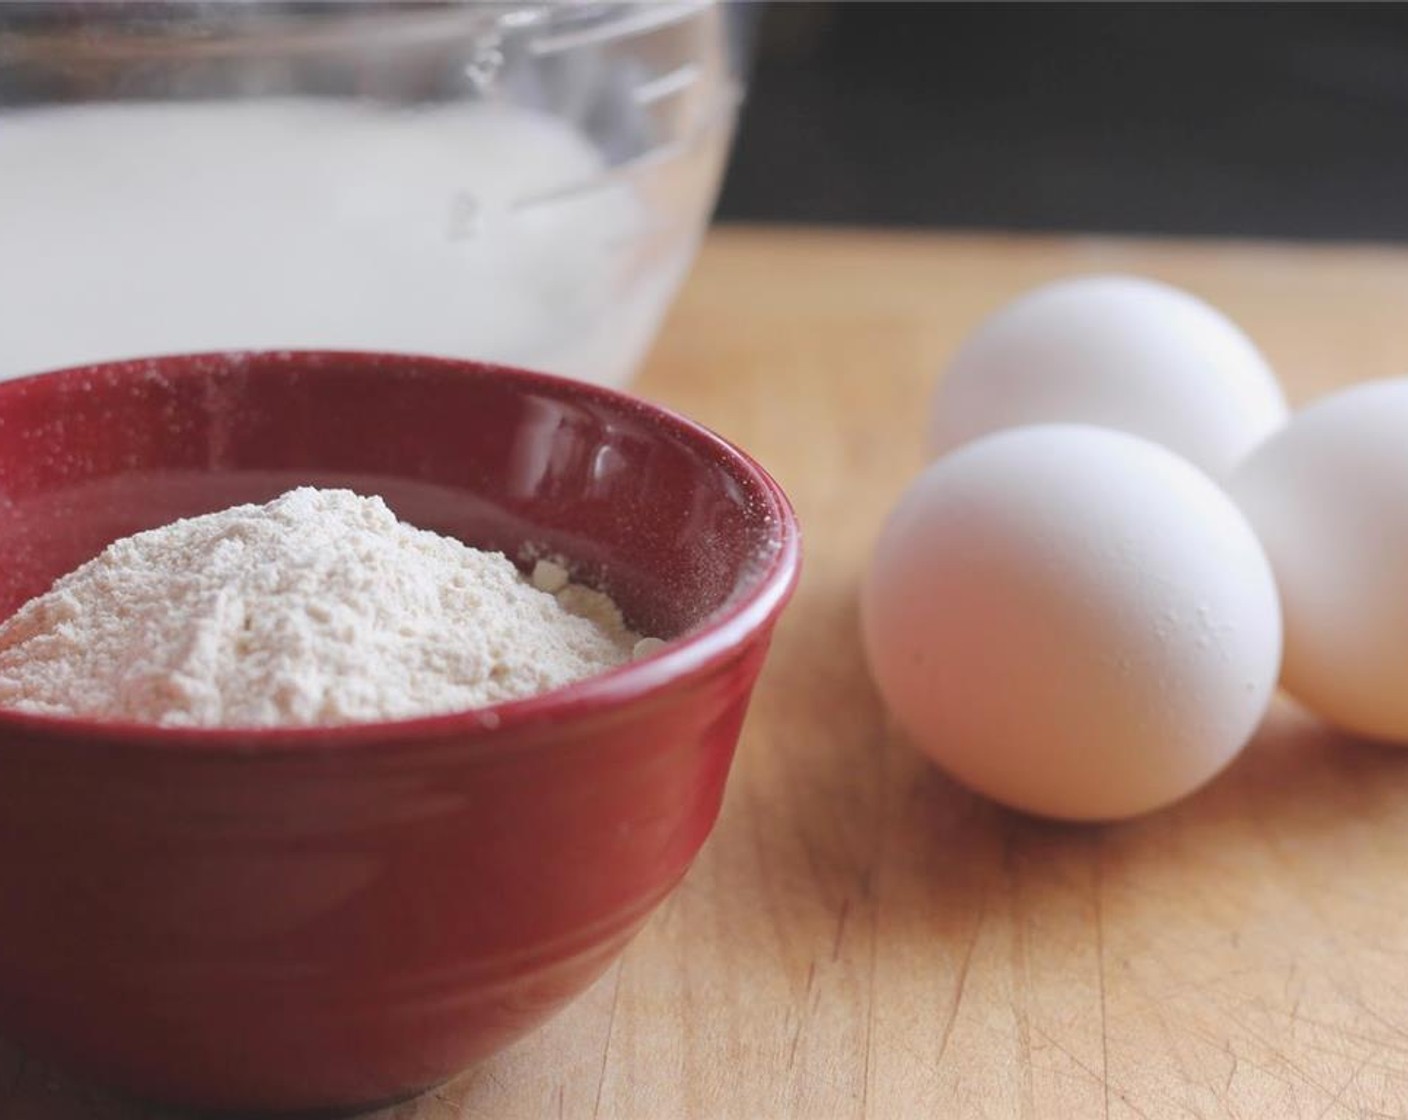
[0,2,743,387]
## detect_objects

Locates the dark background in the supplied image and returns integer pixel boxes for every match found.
[716,2,1408,241]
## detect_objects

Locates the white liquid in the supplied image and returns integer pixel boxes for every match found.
[0,100,688,386]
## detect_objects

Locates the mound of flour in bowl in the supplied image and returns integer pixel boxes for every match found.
[0,488,646,728]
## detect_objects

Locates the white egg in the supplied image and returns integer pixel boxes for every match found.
[1229,379,1408,742]
[927,275,1289,478]
[862,425,1282,821]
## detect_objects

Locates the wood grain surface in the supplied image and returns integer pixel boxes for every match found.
[6,227,1408,1120]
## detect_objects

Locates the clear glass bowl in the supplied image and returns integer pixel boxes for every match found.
[0,2,742,387]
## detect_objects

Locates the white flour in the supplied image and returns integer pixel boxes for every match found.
[0,488,645,728]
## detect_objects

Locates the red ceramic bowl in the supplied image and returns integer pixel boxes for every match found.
[0,351,799,1114]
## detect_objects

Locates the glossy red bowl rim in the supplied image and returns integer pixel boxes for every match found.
[0,350,802,755]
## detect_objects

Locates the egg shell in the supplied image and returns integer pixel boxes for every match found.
[927,274,1289,478]
[1229,378,1408,742]
[862,424,1282,821]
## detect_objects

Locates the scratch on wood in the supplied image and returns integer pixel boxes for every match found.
[935,915,982,1070]
[1214,1011,1346,1101]
[1312,1056,1369,1120]
[787,1010,806,1071]
[786,957,817,1071]
[1094,843,1110,1120]
[1182,1020,1304,1096]
[859,726,891,1120]
[1290,1008,1408,1061]
[862,930,876,1119]
[1034,1026,1108,1086]
[1116,1088,1155,1120]
[1005,834,1035,1120]
[1343,987,1408,1047]
[1033,1032,1163,1120]
[832,895,852,962]
[590,965,625,1120]
[1222,1044,1238,1096]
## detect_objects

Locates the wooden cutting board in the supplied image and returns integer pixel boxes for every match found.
[7,227,1408,1120]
